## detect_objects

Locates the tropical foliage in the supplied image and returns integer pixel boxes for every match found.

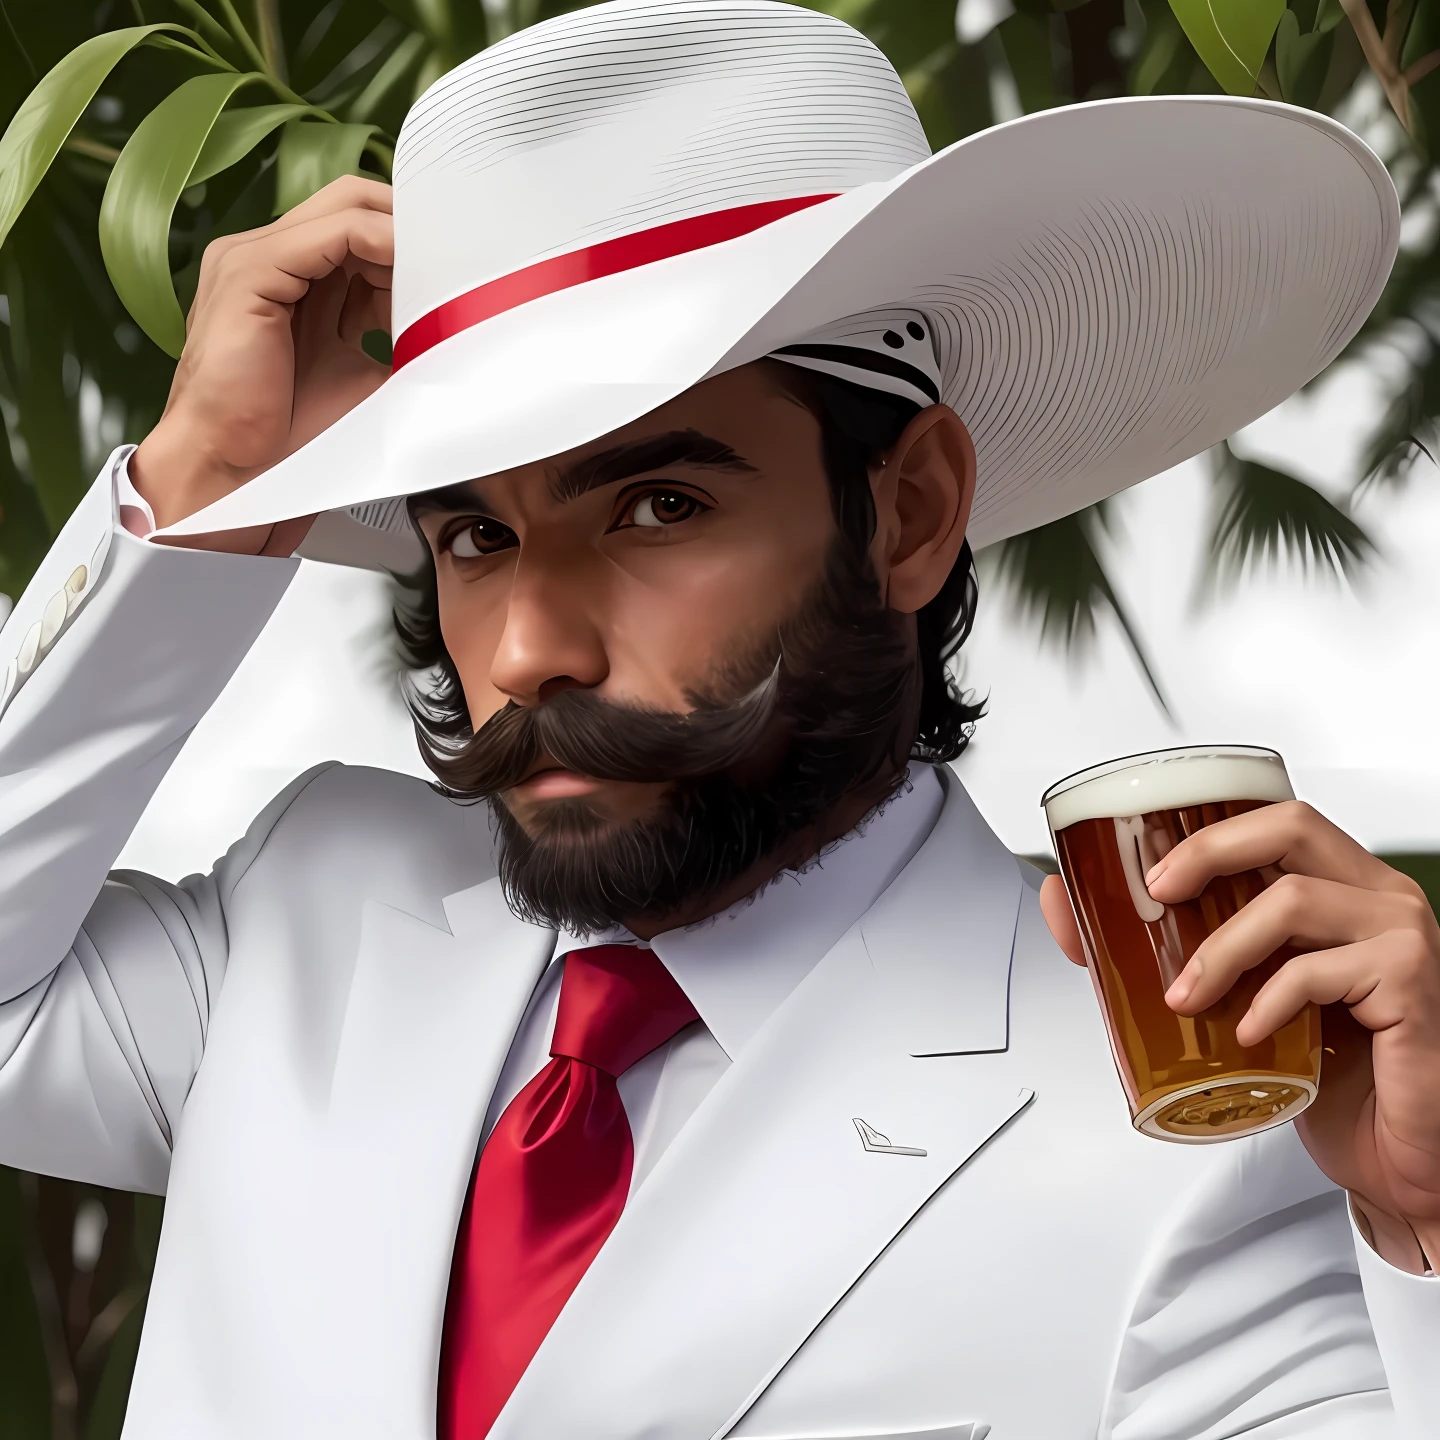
[1,1,1438,1433]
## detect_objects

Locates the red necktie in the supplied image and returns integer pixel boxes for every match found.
[438,944,699,1438]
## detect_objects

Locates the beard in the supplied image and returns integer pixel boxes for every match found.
[412,537,919,935]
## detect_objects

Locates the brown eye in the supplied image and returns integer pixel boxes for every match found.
[447,517,516,558]
[630,490,703,528]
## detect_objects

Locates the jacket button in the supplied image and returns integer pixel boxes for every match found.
[16,621,42,675]
[39,590,68,651]
[64,564,88,618]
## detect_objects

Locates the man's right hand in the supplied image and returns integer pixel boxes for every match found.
[129,176,394,557]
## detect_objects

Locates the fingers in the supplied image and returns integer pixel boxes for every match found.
[198,176,391,273]
[292,267,353,350]
[192,202,393,324]
[230,208,393,298]
[1039,874,1087,967]
[1235,929,1433,1045]
[286,265,391,397]
[1168,872,1433,1013]
[1146,800,1415,903]
[262,174,392,231]
[337,274,391,344]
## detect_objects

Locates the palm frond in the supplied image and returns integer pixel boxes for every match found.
[1331,164,1440,490]
[1205,442,1376,584]
[982,501,1173,718]
[1355,302,1440,491]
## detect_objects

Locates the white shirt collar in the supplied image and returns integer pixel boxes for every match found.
[556,763,945,1060]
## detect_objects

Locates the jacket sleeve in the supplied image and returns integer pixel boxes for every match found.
[1098,1122,1406,1439]
[0,450,300,1194]
[1351,1207,1440,1439]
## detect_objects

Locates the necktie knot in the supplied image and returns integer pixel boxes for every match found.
[549,943,699,1076]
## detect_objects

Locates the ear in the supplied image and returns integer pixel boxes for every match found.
[870,404,976,614]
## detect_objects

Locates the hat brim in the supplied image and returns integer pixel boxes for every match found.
[157,94,1399,567]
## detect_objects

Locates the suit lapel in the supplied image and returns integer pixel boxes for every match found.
[862,772,1026,1057]
[320,878,556,1433]
[493,770,1032,1440]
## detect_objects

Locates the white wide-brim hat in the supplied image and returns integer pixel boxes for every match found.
[157,0,1400,570]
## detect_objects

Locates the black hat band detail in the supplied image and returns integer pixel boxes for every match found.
[772,341,942,405]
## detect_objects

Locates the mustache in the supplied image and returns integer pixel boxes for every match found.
[420,664,782,797]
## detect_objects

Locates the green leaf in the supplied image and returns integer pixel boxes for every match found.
[996,11,1068,112]
[1332,168,1440,483]
[1379,854,1440,915]
[1400,0,1440,69]
[1,241,88,531]
[1410,61,1440,164]
[907,38,994,149]
[1274,8,1334,109]
[273,119,380,215]
[0,1170,49,1435]
[304,15,408,112]
[1359,342,1440,491]
[1206,444,1375,583]
[132,1193,165,1272]
[0,404,53,597]
[99,72,265,358]
[375,0,489,64]
[1132,7,1187,95]
[347,30,429,123]
[1167,0,1285,95]
[0,24,200,252]
[189,102,314,186]
[983,502,1173,717]
[82,1289,148,1440]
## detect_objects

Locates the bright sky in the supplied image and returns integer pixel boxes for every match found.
[955,360,1440,858]
[115,358,1440,881]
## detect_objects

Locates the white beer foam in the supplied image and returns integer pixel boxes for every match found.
[1043,747,1293,832]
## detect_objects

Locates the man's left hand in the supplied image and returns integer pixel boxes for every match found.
[1041,800,1440,1273]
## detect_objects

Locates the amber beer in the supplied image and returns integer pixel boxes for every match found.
[1043,746,1322,1142]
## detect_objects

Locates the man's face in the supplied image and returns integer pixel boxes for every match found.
[410,360,975,933]
[413,363,837,838]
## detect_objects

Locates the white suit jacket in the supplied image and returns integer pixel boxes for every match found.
[0,469,1436,1440]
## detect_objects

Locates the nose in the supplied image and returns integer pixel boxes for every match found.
[487,550,610,707]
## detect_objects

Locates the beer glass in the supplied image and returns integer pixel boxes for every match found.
[1042,746,1322,1142]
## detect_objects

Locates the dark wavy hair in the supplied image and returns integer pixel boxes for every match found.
[774,364,984,761]
[394,364,984,768]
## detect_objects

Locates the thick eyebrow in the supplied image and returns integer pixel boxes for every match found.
[408,481,485,520]
[553,428,757,503]
[406,428,757,521]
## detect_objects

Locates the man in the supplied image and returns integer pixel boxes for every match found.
[1,3,1437,1437]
